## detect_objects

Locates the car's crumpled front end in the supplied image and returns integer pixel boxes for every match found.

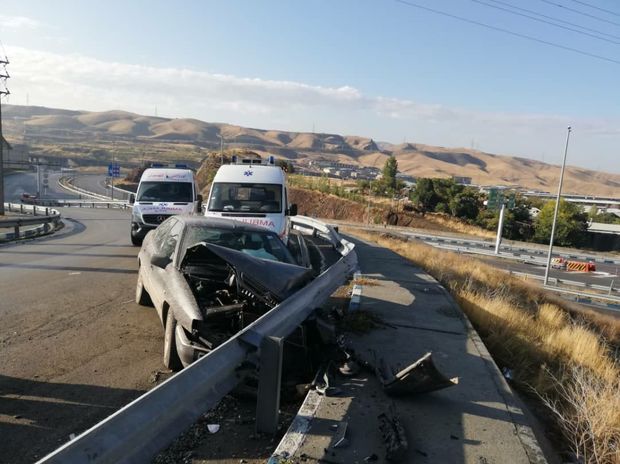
[175,242,314,363]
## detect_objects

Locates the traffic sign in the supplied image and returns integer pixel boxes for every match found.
[487,188,503,211]
[507,193,516,209]
[108,163,121,178]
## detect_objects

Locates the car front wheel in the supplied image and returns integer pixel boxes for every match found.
[135,272,153,306]
[163,309,183,371]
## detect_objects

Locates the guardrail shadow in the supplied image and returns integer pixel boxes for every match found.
[0,374,145,464]
[299,237,547,463]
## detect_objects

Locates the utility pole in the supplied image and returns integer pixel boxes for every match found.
[544,126,572,286]
[0,56,10,215]
[494,203,506,254]
[218,134,224,165]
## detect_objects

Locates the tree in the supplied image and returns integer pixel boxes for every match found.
[382,156,398,193]
[277,159,295,173]
[411,178,439,212]
[533,199,589,247]
[449,189,481,220]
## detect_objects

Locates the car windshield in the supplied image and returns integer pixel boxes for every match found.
[208,183,282,213]
[137,181,193,202]
[183,225,294,264]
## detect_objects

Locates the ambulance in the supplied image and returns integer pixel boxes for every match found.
[129,166,202,245]
[204,155,297,242]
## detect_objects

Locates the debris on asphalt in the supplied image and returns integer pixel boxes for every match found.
[207,424,220,434]
[501,367,514,381]
[338,352,360,377]
[378,409,408,462]
[374,352,459,395]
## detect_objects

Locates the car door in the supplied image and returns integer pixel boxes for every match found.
[149,219,184,311]
[142,219,175,302]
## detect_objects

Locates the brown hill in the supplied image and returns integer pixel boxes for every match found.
[3,104,619,197]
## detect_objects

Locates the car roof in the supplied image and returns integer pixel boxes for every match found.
[172,215,277,234]
[212,164,285,184]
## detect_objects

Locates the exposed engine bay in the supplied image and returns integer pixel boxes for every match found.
[181,242,314,348]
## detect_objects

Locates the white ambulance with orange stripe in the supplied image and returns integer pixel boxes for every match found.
[204,156,297,242]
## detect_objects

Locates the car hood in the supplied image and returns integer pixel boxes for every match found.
[181,242,314,302]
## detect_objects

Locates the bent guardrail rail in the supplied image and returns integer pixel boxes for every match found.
[37,226,357,464]
[0,203,62,242]
[290,215,342,251]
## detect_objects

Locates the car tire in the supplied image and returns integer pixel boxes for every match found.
[131,233,143,246]
[163,309,183,371]
[135,273,153,307]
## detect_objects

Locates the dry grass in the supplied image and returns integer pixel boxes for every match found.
[347,228,620,463]
[422,213,495,239]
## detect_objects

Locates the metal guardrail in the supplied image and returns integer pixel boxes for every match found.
[58,176,117,201]
[31,198,130,209]
[404,231,620,265]
[38,221,357,464]
[0,203,62,241]
[507,270,618,296]
[290,215,342,251]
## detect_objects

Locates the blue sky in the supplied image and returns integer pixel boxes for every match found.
[0,0,619,172]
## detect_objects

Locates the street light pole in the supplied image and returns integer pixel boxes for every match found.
[544,126,572,286]
[218,134,224,165]
[0,57,9,216]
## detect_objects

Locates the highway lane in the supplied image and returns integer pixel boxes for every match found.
[71,173,130,201]
[0,206,162,463]
[474,254,618,289]
[333,221,619,288]
[4,170,78,202]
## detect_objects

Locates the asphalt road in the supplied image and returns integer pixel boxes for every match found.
[0,206,163,463]
[71,174,130,201]
[333,221,619,289]
[4,170,78,203]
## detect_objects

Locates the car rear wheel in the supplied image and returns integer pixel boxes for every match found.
[135,272,153,307]
[163,309,183,371]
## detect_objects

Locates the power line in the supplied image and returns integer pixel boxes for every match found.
[538,0,620,27]
[472,0,620,44]
[394,0,620,65]
[484,0,620,41]
[569,0,620,18]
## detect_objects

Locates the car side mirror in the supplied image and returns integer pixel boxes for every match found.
[151,254,171,269]
[288,203,298,216]
[129,193,135,205]
[196,194,203,213]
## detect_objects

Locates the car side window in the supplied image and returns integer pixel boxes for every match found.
[152,219,175,248]
[160,220,183,259]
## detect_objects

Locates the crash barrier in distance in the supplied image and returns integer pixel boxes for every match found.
[28,198,130,209]
[37,218,358,464]
[398,230,620,265]
[566,260,596,272]
[508,270,619,301]
[0,203,62,242]
[58,176,113,201]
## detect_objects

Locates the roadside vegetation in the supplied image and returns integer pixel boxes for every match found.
[291,156,618,250]
[346,229,620,463]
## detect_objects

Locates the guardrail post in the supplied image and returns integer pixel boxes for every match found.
[33,206,38,216]
[14,225,19,238]
[611,280,615,296]
[256,336,283,435]
[20,204,24,213]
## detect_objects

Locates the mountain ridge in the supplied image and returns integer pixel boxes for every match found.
[3,104,619,197]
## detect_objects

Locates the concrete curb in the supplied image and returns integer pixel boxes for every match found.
[440,287,548,464]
